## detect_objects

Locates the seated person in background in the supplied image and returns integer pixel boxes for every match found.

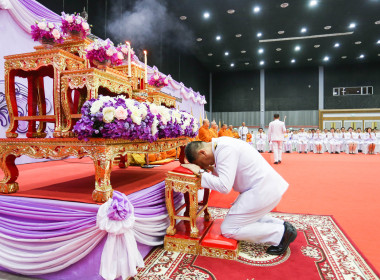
[246,131,253,145]
[198,119,212,142]
[256,128,267,153]
[363,127,376,154]
[283,129,292,153]
[345,127,359,154]
[210,121,219,138]
[182,138,297,255]
[297,128,308,153]
[218,123,230,137]
[328,128,342,154]
[233,128,240,139]
[313,129,324,154]
[227,125,234,137]
[357,128,364,152]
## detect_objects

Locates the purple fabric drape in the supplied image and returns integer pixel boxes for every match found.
[18,0,60,22]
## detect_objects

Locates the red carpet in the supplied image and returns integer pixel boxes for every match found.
[208,152,380,274]
[132,207,379,280]
[0,158,181,204]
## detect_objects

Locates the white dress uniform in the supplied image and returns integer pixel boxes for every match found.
[363,132,377,154]
[321,132,329,152]
[283,132,292,152]
[339,132,347,152]
[313,133,324,153]
[375,132,380,154]
[328,132,342,153]
[307,133,315,152]
[357,132,365,152]
[238,126,249,142]
[201,137,289,245]
[256,132,267,152]
[297,132,308,153]
[344,132,359,154]
[290,133,298,151]
[267,119,286,162]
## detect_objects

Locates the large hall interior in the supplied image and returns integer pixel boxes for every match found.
[0,0,379,279]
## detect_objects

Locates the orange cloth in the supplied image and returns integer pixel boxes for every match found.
[233,131,239,138]
[159,152,167,160]
[226,129,234,137]
[210,128,218,138]
[247,133,252,142]
[198,125,212,142]
[166,149,178,158]
[148,154,158,162]
[218,128,230,137]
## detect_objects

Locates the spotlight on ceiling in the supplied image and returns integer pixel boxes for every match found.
[227,9,235,14]
[276,48,282,51]
[291,59,296,63]
[280,3,289,8]
[301,27,307,33]
[359,54,364,59]
[295,45,301,51]
[260,61,265,65]
[216,35,221,41]
[241,50,246,54]
[253,6,261,13]
[245,62,249,65]
[203,12,210,19]
[307,58,313,61]
[258,48,264,54]
[355,41,361,45]
[216,64,220,67]
[196,38,202,42]
[278,30,285,35]
[179,16,187,21]
[275,60,280,63]
[377,40,380,44]
[208,53,213,56]
[225,51,229,56]
[323,56,329,61]
[235,34,242,38]
[314,44,320,48]
[324,26,332,30]
[341,56,347,59]
[309,0,318,7]
[230,63,235,67]
[334,43,340,47]
[257,32,262,37]
[349,23,356,29]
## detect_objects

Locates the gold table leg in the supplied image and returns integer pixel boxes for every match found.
[189,190,199,238]
[165,183,177,235]
[0,154,19,193]
[91,153,114,203]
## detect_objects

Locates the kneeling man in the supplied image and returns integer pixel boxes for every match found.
[182,137,297,255]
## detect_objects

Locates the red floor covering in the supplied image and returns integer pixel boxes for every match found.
[208,152,380,273]
[0,158,181,204]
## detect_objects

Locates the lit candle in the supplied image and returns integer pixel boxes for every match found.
[126,41,131,77]
[144,50,147,84]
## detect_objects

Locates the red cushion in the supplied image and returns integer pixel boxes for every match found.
[171,166,195,175]
[201,219,238,250]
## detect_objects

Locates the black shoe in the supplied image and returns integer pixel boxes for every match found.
[274,161,278,164]
[299,152,302,153]
[266,222,297,255]
[278,160,281,164]
[269,151,272,153]
[304,151,307,154]
[335,152,339,154]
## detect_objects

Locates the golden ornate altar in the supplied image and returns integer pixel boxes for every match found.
[1,39,186,202]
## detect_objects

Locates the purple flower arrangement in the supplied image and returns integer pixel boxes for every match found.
[31,19,64,44]
[73,95,198,141]
[86,39,123,66]
[148,73,169,88]
[61,12,90,39]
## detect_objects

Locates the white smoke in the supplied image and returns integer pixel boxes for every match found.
[107,0,194,55]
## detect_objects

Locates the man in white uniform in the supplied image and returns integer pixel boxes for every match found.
[255,128,266,152]
[267,114,286,164]
[182,138,297,255]
[238,122,249,142]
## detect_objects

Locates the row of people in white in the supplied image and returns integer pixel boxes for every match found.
[250,127,380,154]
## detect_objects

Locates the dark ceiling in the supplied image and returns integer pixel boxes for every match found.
[168,0,380,71]
[37,0,380,72]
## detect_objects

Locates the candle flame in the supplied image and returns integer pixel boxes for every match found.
[143,50,147,54]
[125,41,130,46]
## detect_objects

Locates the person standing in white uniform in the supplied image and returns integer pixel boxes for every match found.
[182,138,297,255]
[267,114,286,164]
[256,128,267,153]
[238,122,249,142]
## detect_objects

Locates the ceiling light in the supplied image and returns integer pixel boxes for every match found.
[377,40,380,44]
[301,27,307,33]
[280,3,289,8]
[225,51,229,56]
[227,9,235,14]
[253,6,260,13]
[276,48,282,51]
[216,64,220,67]
[245,62,249,65]
[208,53,213,56]
[307,58,312,61]
[378,54,380,56]
[324,26,331,30]
[196,38,202,42]
[275,60,280,63]
[291,59,296,63]
[179,16,187,20]
[355,41,361,45]
[230,63,235,67]
[235,34,242,38]
[309,0,318,7]
[241,50,246,53]
[216,35,221,40]
[375,20,380,25]
[349,23,356,29]
[323,56,329,61]
[314,44,320,48]
[203,12,210,19]
[359,54,364,59]
[278,30,285,34]
[295,45,301,51]
[334,43,340,47]
[258,48,264,54]
[341,56,347,59]
[260,61,264,65]
[257,32,262,37]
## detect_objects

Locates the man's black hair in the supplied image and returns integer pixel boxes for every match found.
[185,141,204,163]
